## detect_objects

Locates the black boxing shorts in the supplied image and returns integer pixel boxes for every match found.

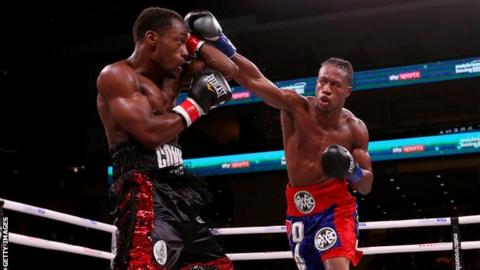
[109,141,233,270]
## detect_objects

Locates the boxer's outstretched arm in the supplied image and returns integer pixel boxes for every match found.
[231,53,304,110]
[349,119,373,195]
[178,43,238,90]
[183,10,303,110]
[97,64,186,149]
[198,43,239,79]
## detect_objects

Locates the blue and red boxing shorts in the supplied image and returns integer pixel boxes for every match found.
[285,179,362,270]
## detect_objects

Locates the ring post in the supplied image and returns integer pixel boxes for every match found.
[110,231,117,269]
[450,217,465,270]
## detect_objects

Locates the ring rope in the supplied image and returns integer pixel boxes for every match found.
[1,198,116,233]
[10,232,114,260]
[226,241,480,260]
[211,215,480,235]
[2,198,479,262]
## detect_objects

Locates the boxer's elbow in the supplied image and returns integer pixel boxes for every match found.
[358,177,373,195]
[129,127,169,150]
[351,174,373,195]
[356,185,372,195]
[132,132,159,150]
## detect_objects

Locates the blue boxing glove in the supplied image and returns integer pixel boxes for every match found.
[184,10,237,58]
[321,145,364,183]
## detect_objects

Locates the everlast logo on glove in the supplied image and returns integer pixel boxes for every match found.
[202,71,232,106]
[205,73,229,99]
[347,155,356,175]
[173,70,232,127]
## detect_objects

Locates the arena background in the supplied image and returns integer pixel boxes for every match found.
[0,0,479,269]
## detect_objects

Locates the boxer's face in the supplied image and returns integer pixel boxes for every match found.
[148,19,189,78]
[315,64,352,112]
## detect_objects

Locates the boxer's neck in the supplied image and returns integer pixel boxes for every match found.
[127,45,165,84]
[315,106,343,128]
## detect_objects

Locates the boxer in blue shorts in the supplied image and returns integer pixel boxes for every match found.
[185,10,374,270]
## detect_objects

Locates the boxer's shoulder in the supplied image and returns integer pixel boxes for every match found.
[282,88,307,101]
[341,109,364,129]
[343,110,368,149]
[99,60,134,77]
[344,111,366,131]
[97,61,141,97]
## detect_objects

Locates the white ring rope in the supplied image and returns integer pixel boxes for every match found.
[1,197,117,262]
[2,198,480,262]
[1,198,116,233]
[211,215,480,235]
[9,232,114,260]
[227,241,480,260]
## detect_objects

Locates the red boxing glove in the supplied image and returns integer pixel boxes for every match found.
[186,34,205,57]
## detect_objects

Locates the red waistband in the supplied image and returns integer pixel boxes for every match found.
[286,179,354,216]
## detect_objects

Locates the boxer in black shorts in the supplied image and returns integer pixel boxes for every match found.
[96,7,238,270]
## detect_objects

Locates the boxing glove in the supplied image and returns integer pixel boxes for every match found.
[173,70,232,127]
[321,144,363,183]
[184,10,237,58]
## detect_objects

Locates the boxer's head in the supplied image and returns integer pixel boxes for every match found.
[132,7,189,78]
[315,58,353,112]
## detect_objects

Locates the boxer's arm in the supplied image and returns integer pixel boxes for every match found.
[184,10,304,110]
[349,118,373,195]
[97,65,185,149]
[178,42,238,92]
[198,43,238,80]
[231,53,305,110]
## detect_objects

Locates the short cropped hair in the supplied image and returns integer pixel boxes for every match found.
[132,7,184,43]
[321,58,354,86]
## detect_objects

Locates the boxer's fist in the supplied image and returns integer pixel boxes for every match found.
[184,10,222,41]
[191,69,232,110]
[321,145,363,182]
[184,10,237,57]
[173,71,232,127]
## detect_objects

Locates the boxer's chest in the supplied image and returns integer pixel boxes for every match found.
[284,111,354,155]
[139,79,178,114]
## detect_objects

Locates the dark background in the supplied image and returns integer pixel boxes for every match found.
[1,0,479,269]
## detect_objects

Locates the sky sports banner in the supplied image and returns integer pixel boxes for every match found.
[178,57,480,106]
[108,131,480,177]
[183,131,480,176]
